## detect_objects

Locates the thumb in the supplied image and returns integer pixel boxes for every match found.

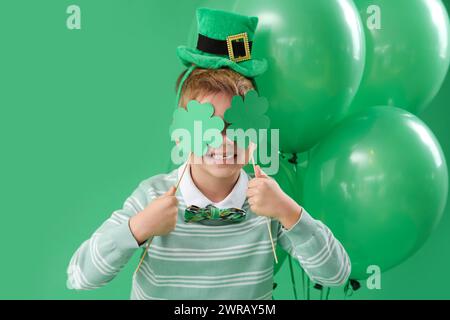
[254,165,268,178]
[164,186,177,196]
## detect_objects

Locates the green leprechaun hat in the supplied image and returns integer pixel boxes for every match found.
[175,7,268,107]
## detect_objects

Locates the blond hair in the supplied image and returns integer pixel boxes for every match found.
[175,66,255,108]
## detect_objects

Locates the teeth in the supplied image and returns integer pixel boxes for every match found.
[212,154,234,160]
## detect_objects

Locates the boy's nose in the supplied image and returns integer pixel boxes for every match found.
[221,121,230,134]
[221,123,232,141]
[222,133,234,145]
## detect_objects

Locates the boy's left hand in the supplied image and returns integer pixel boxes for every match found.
[247,165,303,230]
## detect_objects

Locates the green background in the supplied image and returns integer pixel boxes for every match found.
[0,0,449,299]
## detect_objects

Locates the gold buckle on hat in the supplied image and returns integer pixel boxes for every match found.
[226,32,251,62]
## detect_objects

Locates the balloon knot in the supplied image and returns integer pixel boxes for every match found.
[288,153,298,165]
[350,279,361,291]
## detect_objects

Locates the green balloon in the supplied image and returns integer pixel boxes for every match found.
[303,106,448,280]
[272,153,298,199]
[215,0,366,153]
[350,0,450,114]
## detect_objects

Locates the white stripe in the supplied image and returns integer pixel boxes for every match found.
[139,269,273,288]
[301,238,337,268]
[89,236,114,276]
[69,242,108,289]
[174,212,262,230]
[174,216,266,231]
[133,281,167,300]
[107,218,121,225]
[72,264,103,289]
[149,240,273,254]
[67,255,83,289]
[254,290,273,300]
[148,242,273,258]
[88,238,110,276]
[70,263,88,289]
[131,195,145,211]
[92,234,119,274]
[312,251,350,285]
[70,267,85,289]
[137,265,273,280]
[171,220,267,237]
[89,237,110,276]
[132,284,144,300]
[147,248,273,261]
[140,263,273,285]
[111,212,129,222]
[301,231,333,265]
[124,197,142,213]
[141,262,273,281]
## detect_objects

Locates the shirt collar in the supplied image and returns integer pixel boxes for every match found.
[177,163,248,209]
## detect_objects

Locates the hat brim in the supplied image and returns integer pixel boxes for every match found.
[176,46,268,78]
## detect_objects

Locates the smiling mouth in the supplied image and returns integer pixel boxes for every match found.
[206,151,236,160]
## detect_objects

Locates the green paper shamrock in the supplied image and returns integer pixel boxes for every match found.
[169,100,225,157]
[224,90,270,149]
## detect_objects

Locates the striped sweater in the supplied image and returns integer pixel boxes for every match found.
[67,168,351,299]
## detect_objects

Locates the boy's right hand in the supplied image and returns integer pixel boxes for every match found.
[129,186,179,245]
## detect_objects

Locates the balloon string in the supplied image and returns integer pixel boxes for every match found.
[325,287,331,300]
[135,153,192,275]
[317,286,330,300]
[344,279,353,299]
[301,268,306,299]
[288,255,298,300]
[306,276,311,300]
[272,282,277,300]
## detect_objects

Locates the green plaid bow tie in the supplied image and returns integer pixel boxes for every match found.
[184,204,246,223]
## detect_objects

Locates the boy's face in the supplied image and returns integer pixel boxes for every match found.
[191,91,250,179]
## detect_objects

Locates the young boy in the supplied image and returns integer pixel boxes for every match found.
[67,8,350,300]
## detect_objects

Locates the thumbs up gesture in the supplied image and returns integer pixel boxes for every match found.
[129,186,179,245]
[247,165,303,229]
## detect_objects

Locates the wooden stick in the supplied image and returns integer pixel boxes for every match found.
[134,236,153,274]
[134,152,192,274]
[176,153,191,190]
[250,143,278,264]
[266,218,278,264]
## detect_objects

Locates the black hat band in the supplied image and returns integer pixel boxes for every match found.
[196,33,253,61]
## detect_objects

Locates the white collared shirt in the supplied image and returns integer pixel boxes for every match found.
[177,163,249,209]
